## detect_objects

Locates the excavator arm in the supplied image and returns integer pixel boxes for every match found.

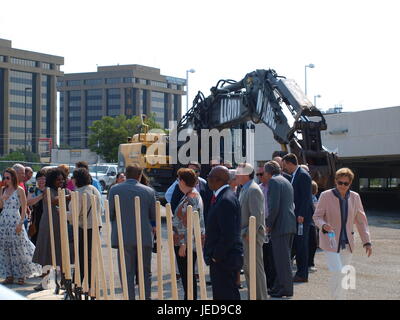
[178,68,337,190]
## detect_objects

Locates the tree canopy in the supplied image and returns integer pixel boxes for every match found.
[88,114,162,163]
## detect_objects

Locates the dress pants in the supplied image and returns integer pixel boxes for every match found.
[324,246,353,300]
[117,245,152,300]
[262,241,277,290]
[293,223,310,279]
[308,225,318,267]
[174,246,198,300]
[209,260,240,300]
[243,239,268,300]
[271,234,294,295]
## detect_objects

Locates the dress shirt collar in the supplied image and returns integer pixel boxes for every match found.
[241,179,253,192]
[214,184,229,197]
[291,166,300,184]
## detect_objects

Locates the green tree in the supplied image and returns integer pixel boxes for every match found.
[88,114,162,163]
[0,150,41,172]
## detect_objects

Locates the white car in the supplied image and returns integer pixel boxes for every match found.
[89,164,118,191]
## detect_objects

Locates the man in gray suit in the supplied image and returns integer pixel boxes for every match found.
[236,163,268,300]
[108,164,156,300]
[265,161,296,298]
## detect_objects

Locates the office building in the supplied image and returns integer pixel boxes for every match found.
[58,64,186,148]
[0,38,64,156]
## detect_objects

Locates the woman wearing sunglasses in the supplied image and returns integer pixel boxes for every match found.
[313,168,372,300]
[0,168,41,285]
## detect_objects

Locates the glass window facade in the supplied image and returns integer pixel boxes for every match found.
[124,88,136,117]
[8,70,34,151]
[84,78,103,86]
[42,62,51,70]
[106,77,121,84]
[67,80,81,86]
[41,75,51,139]
[123,77,135,83]
[60,91,65,144]
[173,94,179,122]
[151,91,165,127]
[150,80,168,88]
[68,90,82,147]
[10,57,37,67]
[86,89,103,132]
[137,78,147,85]
[0,56,5,62]
[107,88,121,117]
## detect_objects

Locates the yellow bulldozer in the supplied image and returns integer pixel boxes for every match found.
[117,115,174,203]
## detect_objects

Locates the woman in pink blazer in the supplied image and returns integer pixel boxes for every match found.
[313,168,372,300]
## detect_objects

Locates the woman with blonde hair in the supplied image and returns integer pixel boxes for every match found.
[313,168,372,300]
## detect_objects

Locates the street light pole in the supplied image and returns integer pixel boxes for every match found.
[314,94,321,107]
[304,63,315,96]
[24,87,32,151]
[186,68,195,112]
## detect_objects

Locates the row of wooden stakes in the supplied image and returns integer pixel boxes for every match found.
[46,187,258,300]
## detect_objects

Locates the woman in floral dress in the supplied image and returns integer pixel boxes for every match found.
[0,168,41,285]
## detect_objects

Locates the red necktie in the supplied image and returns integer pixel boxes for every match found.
[211,194,217,204]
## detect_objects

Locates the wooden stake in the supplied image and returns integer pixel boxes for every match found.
[57,188,66,274]
[135,196,145,300]
[104,199,115,300]
[46,188,57,271]
[91,194,108,300]
[89,232,97,299]
[193,211,207,300]
[249,216,256,300]
[59,188,71,280]
[82,193,89,295]
[71,192,81,288]
[165,203,178,300]
[114,195,129,300]
[90,195,98,299]
[156,201,163,300]
[187,205,194,300]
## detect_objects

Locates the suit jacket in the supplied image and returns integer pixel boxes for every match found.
[266,175,297,237]
[291,167,314,224]
[282,172,292,182]
[204,187,243,268]
[108,179,156,248]
[239,180,266,245]
[313,189,371,253]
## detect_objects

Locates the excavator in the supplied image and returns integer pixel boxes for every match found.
[118,68,338,200]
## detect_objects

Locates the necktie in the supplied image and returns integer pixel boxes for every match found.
[211,194,217,204]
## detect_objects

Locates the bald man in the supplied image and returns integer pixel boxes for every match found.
[204,166,243,300]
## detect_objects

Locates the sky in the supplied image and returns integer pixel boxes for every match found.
[1,0,400,114]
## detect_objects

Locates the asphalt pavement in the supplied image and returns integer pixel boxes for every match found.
[2,208,399,300]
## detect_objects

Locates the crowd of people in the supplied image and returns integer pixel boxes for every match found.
[0,162,103,291]
[0,154,373,300]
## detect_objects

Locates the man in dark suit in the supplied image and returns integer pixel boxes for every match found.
[108,164,156,300]
[204,166,243,300]
[265,161,297,298]
[282,153,314,282]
